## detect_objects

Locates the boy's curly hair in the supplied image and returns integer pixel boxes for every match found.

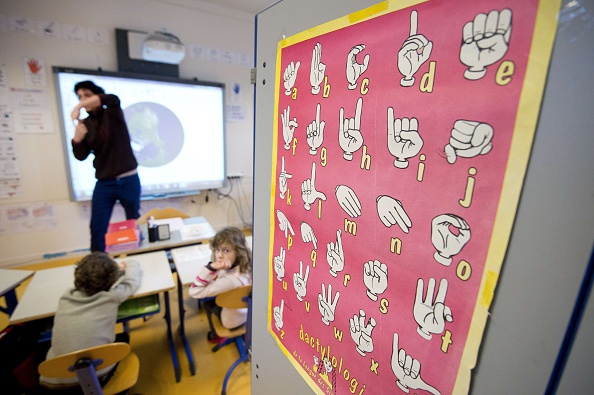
[74,252,122,296]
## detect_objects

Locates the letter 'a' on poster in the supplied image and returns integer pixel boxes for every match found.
[266,0,561,394]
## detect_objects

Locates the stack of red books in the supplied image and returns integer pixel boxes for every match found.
[105,219,140,252]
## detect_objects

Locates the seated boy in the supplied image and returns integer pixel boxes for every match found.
[40,252,142,389]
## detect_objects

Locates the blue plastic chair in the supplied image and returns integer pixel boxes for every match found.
[210,285,252,395]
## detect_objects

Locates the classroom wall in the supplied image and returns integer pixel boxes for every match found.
[0,0,255,267]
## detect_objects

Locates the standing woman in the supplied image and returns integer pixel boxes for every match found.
[71,81,141,252]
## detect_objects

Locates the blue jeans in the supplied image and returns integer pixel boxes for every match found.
[90,173,141,252]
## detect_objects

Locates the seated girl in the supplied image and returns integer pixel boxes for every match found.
[188,227,252,344]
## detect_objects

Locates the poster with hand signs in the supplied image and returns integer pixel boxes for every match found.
[267,1,560,394]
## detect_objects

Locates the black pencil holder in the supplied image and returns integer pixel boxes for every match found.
[148,226,159,242]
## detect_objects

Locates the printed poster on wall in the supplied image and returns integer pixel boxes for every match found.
[266,0,561,394]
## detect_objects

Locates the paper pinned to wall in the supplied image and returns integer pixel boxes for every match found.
[9,87,53,134]
[23,57,47,86]
[0,203,56,234]
[0,111,22,198]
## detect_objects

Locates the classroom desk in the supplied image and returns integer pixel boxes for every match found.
[8,251,184,382]
[170,236,252,374]
[110,216,216,257]
[0,268,34,315]
[105,216,216,379]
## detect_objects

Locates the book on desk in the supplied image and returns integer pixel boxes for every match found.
[105,221,141,252]
[108,219,137,233]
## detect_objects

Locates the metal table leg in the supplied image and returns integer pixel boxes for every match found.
[163,291,181,382]
[0,289,18,315]
[177,274,196,375]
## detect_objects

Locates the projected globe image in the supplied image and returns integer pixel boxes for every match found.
[125,102,184,167]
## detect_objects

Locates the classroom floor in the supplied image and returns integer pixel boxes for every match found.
[1,259,251,395]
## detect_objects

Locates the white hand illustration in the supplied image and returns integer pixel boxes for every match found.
[326,229,344,278]
[293,260,309,301]
[274,246,286,281]
[301,162,327,211]
[306,103,325,155]
[346,44,370,90]
[318,283,340,325]
[276,210,295,238]
[279,156,293,199]
[363,259,388,301]
[335,185,362,218]
[281,106,298,150]
[414,278,453,340]
[310,42,326,94]
[387,108,424,169]
[444,120,493,164]
[391,333,442,395]
[273,299,284,330]
[398,10,433,87]
[431,214,471,266]
[300,221,317,250]
[339,97,364,161]
[349,310,376,356]
[460,9,512,80]
[323,359,333,373]
[376,195,412,233]
[283,61,300,95]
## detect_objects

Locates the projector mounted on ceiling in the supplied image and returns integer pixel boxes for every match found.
[141,31,186,64]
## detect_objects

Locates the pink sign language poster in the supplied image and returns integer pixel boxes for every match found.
[267,1,560,394]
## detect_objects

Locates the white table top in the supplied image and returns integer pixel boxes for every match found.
[0,268,35,295]
[171,235,252,286]
[9,250,174,325]
[171,245,212,286]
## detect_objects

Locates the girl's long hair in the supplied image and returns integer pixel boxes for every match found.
[210,227,252,274]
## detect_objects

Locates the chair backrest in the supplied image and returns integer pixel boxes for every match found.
[136,207,189,224]
[38,343,130,379]
[215,284,252,309]
[38,342,139,395]
[213,285,253,394]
